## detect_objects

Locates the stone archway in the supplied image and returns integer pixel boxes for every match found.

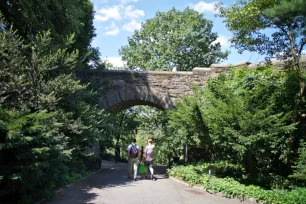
[75,68,216,112]
[98,86,174,112]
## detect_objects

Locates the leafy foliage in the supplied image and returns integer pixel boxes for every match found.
[0,19,109,203]
[217,0,306,61]
[192,161,245,179]
[134,106,170,165]
[0,109,71,202]
[169,164,306,204]
[290,141,306,183]
[0,0,100,68]
[217,0,306,169]
[166,67,299,182]
[119,7,228,71]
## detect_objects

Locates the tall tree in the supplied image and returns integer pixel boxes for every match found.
[119,7,228,71]
[218,0,306,169]
[167,67,296,178]
[0,0,99,68]
[0,19,110,203]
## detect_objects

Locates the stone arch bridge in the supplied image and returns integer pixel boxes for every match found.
[76,67,221,112]
[76,58,305,112]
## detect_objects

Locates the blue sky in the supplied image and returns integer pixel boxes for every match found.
[91,0,266,67]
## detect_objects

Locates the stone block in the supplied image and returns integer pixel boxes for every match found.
[210,64,229,68]
[233,61,251,67]
[192,67,212,75]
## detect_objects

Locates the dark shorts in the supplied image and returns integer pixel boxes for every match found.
[144,160,153,167]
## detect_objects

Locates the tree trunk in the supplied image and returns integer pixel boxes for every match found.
[115,112,125,162]
[247,151,256,178]
[287,63,305,171]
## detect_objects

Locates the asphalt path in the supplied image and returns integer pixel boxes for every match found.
[46,162,248,204]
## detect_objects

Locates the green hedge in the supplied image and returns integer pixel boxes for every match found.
[193,161,244,179]
[168,165,306,204]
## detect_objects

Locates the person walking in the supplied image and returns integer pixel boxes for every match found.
[143,138,157,180]
[127,138,140,181]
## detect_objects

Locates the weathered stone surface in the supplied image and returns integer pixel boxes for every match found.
[76,68,220,112]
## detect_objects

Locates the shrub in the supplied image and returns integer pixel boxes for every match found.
[168,164,306,203]
[0,109,72,203]
[193,161,244,179]
[290,141,306,185]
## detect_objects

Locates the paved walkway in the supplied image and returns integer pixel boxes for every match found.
[46,162,248,204]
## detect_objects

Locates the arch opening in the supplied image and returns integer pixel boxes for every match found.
[98,87,174,113]
[106,99,166,113]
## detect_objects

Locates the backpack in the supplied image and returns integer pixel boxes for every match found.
[130,144,138,158]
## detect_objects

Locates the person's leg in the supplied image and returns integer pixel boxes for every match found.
[149,161,156,180]
[128,158,133,178]
[149,163,154,175]
[144,161,148,179]
[133,158,138,180]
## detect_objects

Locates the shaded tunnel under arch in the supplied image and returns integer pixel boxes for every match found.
[98,87,174,112]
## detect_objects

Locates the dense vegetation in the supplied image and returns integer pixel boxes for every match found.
[165,0,306,202]
[1,0,306,203]
[166,66,305,179]
[218,0,306,170]
[0,0,101,69]
[0,1,110,202]
[169,163,306,203]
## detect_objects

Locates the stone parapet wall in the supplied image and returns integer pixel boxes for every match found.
[207,56,306,70]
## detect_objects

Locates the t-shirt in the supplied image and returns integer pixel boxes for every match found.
[144,144,155,161]
[127,143,140,157]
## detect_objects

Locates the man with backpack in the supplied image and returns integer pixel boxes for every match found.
[127,138,140,181]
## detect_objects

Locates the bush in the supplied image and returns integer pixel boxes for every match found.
[193,161,244,179]
[290,141,306,185]
[168,164,306,203]
[0,109,72,203]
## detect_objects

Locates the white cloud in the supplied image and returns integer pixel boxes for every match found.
[124,5,144,19]
[95,6,121,22]
[104,57,125,67]
[121,0,138,4]
[214,36,231,47]
[122,20,141,32]
[190,1,217,13]
[104,22,119,36]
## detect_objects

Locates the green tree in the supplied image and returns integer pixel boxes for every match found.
[134,106,170,165]
[290,141,306,184]
[0,0,99,68]
[119,7,228,71]
[0,22,110,202]
[0,110,72,202]
[218,0,306,60]
[167,67,297,182]
[218,0,306,169]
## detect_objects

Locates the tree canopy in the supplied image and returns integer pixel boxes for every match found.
[0,0,99,68]
[119,7,229,71]
[0,16,110,203]
[218,0,306,168]
[218,0,305,63]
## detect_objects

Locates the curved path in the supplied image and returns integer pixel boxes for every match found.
[46,162,247,204]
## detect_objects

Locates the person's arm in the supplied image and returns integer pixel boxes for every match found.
[127,145,131,157]
[142,147,147,162]
[140,146,143,161]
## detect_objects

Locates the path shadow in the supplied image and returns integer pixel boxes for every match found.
[46,163,168,204]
